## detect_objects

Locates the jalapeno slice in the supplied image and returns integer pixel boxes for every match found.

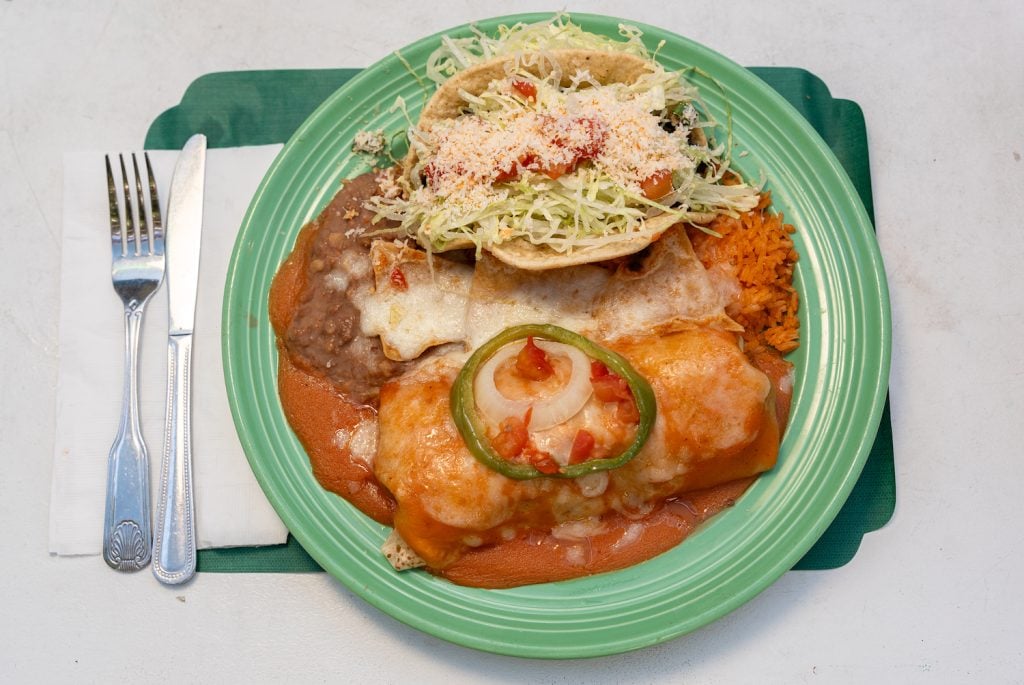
[450,324,657,480]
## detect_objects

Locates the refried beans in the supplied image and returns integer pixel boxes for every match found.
[282,172,408,406]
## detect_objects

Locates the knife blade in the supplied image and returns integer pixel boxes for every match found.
[165,134,207,337]
[153,133,206,585]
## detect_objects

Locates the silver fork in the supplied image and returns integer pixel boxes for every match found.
[102,153,164,572]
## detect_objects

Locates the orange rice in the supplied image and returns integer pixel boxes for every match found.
[687,193,800,354]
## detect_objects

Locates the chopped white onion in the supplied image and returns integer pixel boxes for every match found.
[551,517,605,541]
[610,523,645,551]
[473,340,593,430]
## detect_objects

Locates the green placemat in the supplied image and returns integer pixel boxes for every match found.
[146,67,894,573]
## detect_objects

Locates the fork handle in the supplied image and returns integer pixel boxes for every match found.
[102,306,152,571]
[153,333,197,585]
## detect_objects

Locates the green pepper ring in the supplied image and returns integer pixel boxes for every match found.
[450,324,657,480]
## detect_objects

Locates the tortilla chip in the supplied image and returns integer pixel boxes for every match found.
[381,529,427,571]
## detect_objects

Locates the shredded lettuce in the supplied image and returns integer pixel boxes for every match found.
[424,12,651,86]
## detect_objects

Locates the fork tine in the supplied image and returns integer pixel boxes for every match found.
[131,154,150,255]
[105,155,125,257]
[144,153,163,255]
[118,154,137,256]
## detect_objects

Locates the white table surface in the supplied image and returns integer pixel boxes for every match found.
[3,1,1022,681]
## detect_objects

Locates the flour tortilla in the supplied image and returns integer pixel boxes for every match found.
[406,50,699,268]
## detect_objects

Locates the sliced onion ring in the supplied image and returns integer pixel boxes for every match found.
[473,340,593,431]
[451,324,656,480]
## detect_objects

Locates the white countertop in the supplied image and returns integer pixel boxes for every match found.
[3,0,1023,681]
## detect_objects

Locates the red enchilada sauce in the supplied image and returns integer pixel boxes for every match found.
[269,172,793,588]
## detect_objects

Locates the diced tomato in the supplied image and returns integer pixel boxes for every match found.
[389,266,408,290]
[493,161,519,183]
[640,170,674,200]
[538,160,574,180]
[568,429,596,465]
[492,415,529,459]
[533,458,560,474]
[423,161,467,189]
[525,448,560,474]
[571,117,607,160]
[590,366,641,424]
[515,336,554,380]
[533,116,607,180]
[511,79,537,102]
[615,399,641,424]
[495,153,547,184]
[591,372,632,403]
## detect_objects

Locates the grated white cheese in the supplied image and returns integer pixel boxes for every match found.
[352,129,386,155]
[410,75,689,220]
[375,167,403,199]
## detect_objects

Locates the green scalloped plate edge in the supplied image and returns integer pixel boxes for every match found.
[223,12,891,658]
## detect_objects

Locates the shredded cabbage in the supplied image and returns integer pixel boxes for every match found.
[424,12,651,86]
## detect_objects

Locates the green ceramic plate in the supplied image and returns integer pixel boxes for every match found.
[224,13,890,658]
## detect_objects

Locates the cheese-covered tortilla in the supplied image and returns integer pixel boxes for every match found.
[368,226,770,571]
[374,328,779,569]
[353,225,739,365]
[357,241,474,361]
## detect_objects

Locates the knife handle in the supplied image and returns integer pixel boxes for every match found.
[153,333,197,585]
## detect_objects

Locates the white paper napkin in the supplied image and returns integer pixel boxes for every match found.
[49,145,290,555]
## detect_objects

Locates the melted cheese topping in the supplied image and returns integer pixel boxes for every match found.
[464,252,609,347]
[593,227,741,336]
[374,329,778,569]
[350,226,737,376]
[358,241,474,361]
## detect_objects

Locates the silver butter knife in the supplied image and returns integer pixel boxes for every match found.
[153,133,206,585]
